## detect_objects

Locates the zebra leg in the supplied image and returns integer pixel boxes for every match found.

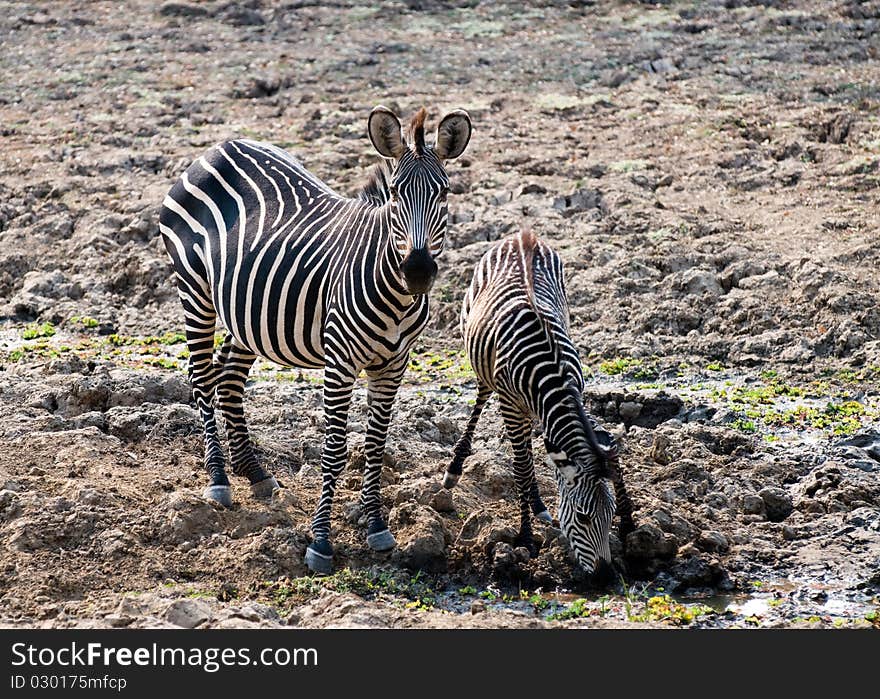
[305,364,356,574]
[610,460,636,543]
[178,287,232,508]
[500,398,539,557]
[529,481,552,523]
[444,381,492,488]
[361,369,404,552]
[216,336,279,499]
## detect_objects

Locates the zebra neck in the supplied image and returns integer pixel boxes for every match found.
[538,379,594,463]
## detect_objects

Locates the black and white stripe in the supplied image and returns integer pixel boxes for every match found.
[159,106,471,573]
[444,231,635,575]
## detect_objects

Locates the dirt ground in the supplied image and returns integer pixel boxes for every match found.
[1,0,879,629]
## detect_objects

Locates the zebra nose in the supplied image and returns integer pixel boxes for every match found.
[400,247,437,295]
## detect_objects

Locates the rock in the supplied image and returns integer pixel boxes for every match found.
[618,401,642,421]
[390,503,450,573]
[837,430,880,462]
[738,270,781,290]
[697,530,729,553]
[759,486,793,522]
[666,556,714,590]
[650,434,672,465]
[470,599,486,614]
[781,525,798,541]
[455,510,495,545]
[743,494,765,515]
[625,524,677,560]
[492,542,517,571]
[229,602,279,622]
[0,490,21,521]
[677,268,723,297]
[520,183,547,195]
[105,613,132,628]
[429,488,455,513]
[552,188,606,218]
[164,599,211,629]
[159,492,223,544]
[158,2,208,17]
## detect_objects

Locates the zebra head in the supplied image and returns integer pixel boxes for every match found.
[544,395,618,575]
[368,105,472,295]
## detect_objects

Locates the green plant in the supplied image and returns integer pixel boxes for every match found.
[22,322,55,339]
[629,595,712,625]
[599,357,642,375]
[547,598,592,621]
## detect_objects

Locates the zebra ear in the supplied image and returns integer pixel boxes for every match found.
[434,109,472,160]
[368,106,406,159]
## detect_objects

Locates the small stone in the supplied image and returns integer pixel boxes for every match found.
[759,486,793,522]
[618,401,643,421]
[470,599,486,615]
[429,488,455,513]
[158,2,208,17]
[650,434,671,465]
[781,525,798,541]
[625,524,677,560]
[678,542,700,558]
[743,494,765,515]
[697,530,729,553]
[520,183,547,195]
[513,546,532,563]
[164,599,211,629]
[106,614,132,628]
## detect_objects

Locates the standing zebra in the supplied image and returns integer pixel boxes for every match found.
[444,231,635,575]
[159,105,472,573]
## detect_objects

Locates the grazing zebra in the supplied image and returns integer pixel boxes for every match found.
[444,231,635,575]
[159,105,472,573]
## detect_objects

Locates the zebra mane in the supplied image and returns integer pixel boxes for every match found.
[519,230,612,473]
[567,384,615,479]
[357,158,394,207]
[520,230,574,382]
[407,107,428,157]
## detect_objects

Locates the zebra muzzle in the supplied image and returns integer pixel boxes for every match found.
[400,247,437,295]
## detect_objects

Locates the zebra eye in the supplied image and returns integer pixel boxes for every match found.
[439,187,449,201]
[389,185,399,201]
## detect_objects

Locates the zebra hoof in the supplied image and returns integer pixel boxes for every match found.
[442,471,460,489]
[366,529,397,552]
[203,485,233,508]
[305,542,334,575]
[535,509,553,523]
[250,476,280,500]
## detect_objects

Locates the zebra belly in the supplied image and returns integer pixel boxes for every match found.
[212,237,332,369]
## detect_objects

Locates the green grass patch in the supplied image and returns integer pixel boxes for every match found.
[628,595,713,625]
[22,322,56,339]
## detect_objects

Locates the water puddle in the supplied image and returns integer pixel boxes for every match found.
[433,580,878,628]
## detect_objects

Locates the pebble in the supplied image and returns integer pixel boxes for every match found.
[618,401,643,421]
[697,530,729,553]
[742,494,765,515]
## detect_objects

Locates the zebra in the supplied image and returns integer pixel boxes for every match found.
[158,105,472,574]
[443,231,635,576]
